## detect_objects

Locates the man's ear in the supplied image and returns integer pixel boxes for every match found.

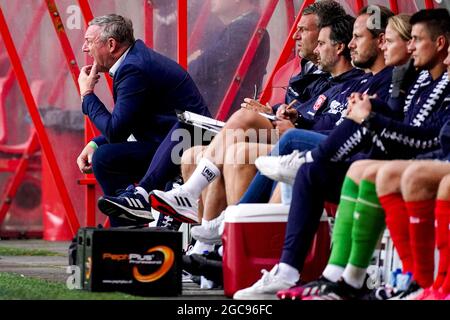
[435,34,448,54]
[108,38,118,53]
[336,42,345,56]
[377,32,386,49]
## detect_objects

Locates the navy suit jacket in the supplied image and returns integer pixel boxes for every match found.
[82,39,210,146]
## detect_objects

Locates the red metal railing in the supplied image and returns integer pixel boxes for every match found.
[177,0,188,69]
[389,0,399,13]
[0,6,80,235]
[355,0,365,12]
[285,0,296,33]
[424,0,435,9]
[144,0,154,48]
[0,132,40,224]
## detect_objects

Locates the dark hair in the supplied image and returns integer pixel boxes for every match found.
[410,9,450,41]
[320,14,356,60]
[359,5,394,37]
[303,0,347,27]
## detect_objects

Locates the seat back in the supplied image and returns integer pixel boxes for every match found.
[267,57,301,106]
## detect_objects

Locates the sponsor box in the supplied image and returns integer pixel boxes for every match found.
[76,227,182,296]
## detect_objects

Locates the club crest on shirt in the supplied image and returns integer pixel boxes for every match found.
[313,95,327,111]
[328,100,344,114]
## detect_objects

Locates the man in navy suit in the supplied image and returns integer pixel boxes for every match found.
[77,14,210,226]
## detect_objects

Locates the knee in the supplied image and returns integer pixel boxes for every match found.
[375,162,404,195]
[361,163,382,182]
[91,144,111,172]
[226,109,261,129]
[347,160,377,181]
[401,163,438,200]
[437,174,450,200]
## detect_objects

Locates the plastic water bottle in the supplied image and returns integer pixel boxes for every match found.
[280,182,292,205]
[396,272,412,291]
[389,268,402,287]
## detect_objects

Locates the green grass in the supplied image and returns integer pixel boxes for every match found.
[0,246,64,257]
[0,272,147,300]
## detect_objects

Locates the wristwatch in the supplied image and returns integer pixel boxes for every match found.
[360,111,376,129]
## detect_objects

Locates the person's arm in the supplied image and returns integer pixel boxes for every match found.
[82,64,149,143]
[348,93,446,148]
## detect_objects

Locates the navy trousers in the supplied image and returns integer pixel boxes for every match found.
[92,141,159,196]
[280,160,350,271]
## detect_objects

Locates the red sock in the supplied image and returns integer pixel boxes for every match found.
[433,200,450,289]
[379,193,414,273]
[405,199,436,288]
[438,200,450,294]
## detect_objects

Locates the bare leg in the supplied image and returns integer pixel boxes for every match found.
[346,160,386,184]
[400,161,450,201]
[269,183,281,203]
[437,173,450,201]
[375,160,413,197]
[202,108,275,170]
[200,176,228,222]
[223,142,273,205]
[181,145,206,221]
[181,145,206,180]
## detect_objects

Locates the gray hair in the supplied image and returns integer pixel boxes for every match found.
[89,14,135,46]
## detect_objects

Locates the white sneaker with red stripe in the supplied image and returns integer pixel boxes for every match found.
[149,187,199,224]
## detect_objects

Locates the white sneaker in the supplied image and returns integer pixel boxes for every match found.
[233,265,296,300]
[255,150,311,185]
[149,187,199,223]
[191,213,225,245]
[191,225,222,245]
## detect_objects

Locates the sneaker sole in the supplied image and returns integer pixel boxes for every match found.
[97,198,154,223]
[233,293,279,300]
[149,193,198,224]
[191,235,222,245]
[190,231,222,245]
[256,167,296,185]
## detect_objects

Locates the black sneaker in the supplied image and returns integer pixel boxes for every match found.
[361,284,402,300]
[182,252,223,285]
[306,278,368,300]
[389,281,423,300]
[98,185,154,223]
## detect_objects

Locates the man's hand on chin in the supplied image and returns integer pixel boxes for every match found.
[79,62,100,98]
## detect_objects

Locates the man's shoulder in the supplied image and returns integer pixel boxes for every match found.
[118,40,185,78]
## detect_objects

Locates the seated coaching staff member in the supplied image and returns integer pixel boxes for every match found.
[77,14,210,226]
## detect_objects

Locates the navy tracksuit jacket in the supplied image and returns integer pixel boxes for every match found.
[280,70,450,270]
[82,40,210,197]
